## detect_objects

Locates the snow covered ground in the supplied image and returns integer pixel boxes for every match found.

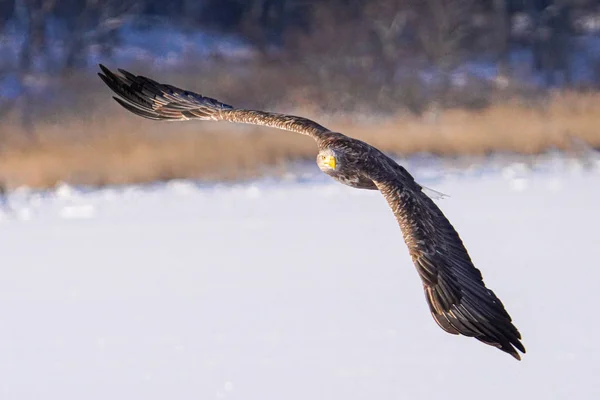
[1,157,599,400]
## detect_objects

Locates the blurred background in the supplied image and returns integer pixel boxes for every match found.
[2,3,600,399]
[1,0,600,188]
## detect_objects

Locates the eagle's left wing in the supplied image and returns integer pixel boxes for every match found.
[373,177,525,360]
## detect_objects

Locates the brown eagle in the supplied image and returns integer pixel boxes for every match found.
[98,64,525,360]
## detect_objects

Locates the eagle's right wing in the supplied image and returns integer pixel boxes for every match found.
[98,64,331,141]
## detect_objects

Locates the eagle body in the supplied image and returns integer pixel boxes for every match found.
[98,65,526,360]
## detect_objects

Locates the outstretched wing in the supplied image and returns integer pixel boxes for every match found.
[97,64,331,141]
[373,177,525,360]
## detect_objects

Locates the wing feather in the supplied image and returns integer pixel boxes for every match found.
[98,64,331,140]
[373,179,525,360]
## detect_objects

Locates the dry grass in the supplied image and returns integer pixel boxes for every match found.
[1,91,599,189]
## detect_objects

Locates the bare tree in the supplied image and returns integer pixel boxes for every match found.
[493,0,510,77]
[62,0,137,71]
[16,0,55,73]
[531,3,574,86]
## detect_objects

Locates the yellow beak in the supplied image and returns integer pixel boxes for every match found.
[325,155,336,169]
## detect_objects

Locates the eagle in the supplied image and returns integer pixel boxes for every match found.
[98,64,526,360]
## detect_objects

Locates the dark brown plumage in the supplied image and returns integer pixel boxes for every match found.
[98,64,525,360]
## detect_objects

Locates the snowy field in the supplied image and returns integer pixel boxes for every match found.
[1,157,599,400]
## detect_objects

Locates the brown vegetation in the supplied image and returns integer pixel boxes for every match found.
[1,91,599,189]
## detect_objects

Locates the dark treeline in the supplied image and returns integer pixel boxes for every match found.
[2,0,599,72]
[1,0,600,121]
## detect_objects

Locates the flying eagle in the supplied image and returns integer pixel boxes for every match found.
[98,64,526,360]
